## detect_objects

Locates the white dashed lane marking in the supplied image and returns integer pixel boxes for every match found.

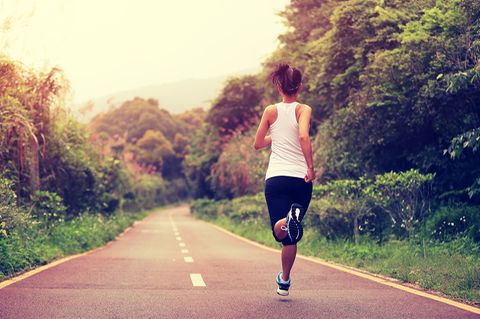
[181,249,189,254]
[179,242,186,247]
[190,273,206,287]
[184,256,194,263]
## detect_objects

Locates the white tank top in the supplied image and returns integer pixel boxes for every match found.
[265,101,308,180]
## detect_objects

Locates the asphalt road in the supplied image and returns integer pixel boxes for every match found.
[0,205,478,319]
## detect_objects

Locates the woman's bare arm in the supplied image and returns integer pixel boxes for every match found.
[298,105,315,182]
[253,106,273,150]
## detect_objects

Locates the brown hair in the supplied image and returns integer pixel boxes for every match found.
[270,63,302,96]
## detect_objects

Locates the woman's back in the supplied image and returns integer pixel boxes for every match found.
[266,101,307,180]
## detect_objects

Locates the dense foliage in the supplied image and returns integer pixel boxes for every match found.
[181,4,480,300]
[89,98,204,178]
[88,98,206,206]
[0,59,185,280]
[183,0,480,218]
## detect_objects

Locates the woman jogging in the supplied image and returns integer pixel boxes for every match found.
[253,63,315,296]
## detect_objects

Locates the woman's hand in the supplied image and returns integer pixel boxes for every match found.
[298,104,315,183]
[304,167,315,183]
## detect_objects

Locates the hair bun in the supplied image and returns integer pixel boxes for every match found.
[270,63,302,96]
[277,64,290,73]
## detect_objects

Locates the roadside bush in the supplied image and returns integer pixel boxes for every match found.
[228,194,266,224]
[97,192,120,215]
[43,116,102,215]
[317,177,374,243]
[191,194,266,225]
[195,170,434,242]
[0,176,30,236]
[122,174,167,211]
[163,178,190,203]
[305,195,390,241]
[314,170,434,241]
[94,157,131,214]
[370,169,434,238]
[30,191,66,229]
[183,124,222,199]
[0,209,148,281]
[304,198,353,239]
[427,205,480,243]
[209,130,269,199]
[190,198,224,220]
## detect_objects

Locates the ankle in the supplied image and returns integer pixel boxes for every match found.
[281,273,290,281]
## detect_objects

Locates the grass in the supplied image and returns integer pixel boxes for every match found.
[0,207,159,282]
[195,210,480,305]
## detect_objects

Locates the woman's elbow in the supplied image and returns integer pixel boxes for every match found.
[253,141,260,150]
[299,135,310,143]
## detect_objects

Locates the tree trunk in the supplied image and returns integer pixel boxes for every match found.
[353,214,359,245]
[29,135,40,193]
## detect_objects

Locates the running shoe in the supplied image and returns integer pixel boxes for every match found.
[285,203,304,243]
[276,271,291,296]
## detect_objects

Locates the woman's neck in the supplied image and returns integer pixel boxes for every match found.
[282,96,297,103]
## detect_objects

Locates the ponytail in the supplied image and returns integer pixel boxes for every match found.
[270,63,302,96]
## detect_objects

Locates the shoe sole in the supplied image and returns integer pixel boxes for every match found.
[286,206,304,242]
[287,203,304,243]
[276,288,289,296]
[292,203,305,222]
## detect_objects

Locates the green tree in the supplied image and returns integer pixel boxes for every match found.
[297,0,480,203]
[210,129,269,198]
[183,125,221,198]
[206,75,263,142]
[134,130,174,173]
[89,97,179,143]
[0,58,62,199]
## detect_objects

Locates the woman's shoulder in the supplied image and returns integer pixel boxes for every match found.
[296,103,311,111]
[295,103,312,117]
[263,104,278,125]
[264,103,277,111]
[263,104,277,116]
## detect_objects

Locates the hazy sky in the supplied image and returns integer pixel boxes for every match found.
[1,0,289,103]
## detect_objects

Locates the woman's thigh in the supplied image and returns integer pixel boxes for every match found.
[264,177,292,229]
[290,178,313,221]
[266,176,313,221]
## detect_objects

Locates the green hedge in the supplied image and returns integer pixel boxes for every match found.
[0,209,150,281]
[190,197,480,303]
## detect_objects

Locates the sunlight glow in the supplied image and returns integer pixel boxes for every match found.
[1,0,289,103]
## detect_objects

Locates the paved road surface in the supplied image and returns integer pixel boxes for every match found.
[0,205,478,319]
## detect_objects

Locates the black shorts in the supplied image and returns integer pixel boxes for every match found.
[264,176,313,245]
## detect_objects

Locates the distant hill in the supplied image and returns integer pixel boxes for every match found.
[75,68,258,123]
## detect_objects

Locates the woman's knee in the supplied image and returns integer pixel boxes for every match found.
[273,219,287,240]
